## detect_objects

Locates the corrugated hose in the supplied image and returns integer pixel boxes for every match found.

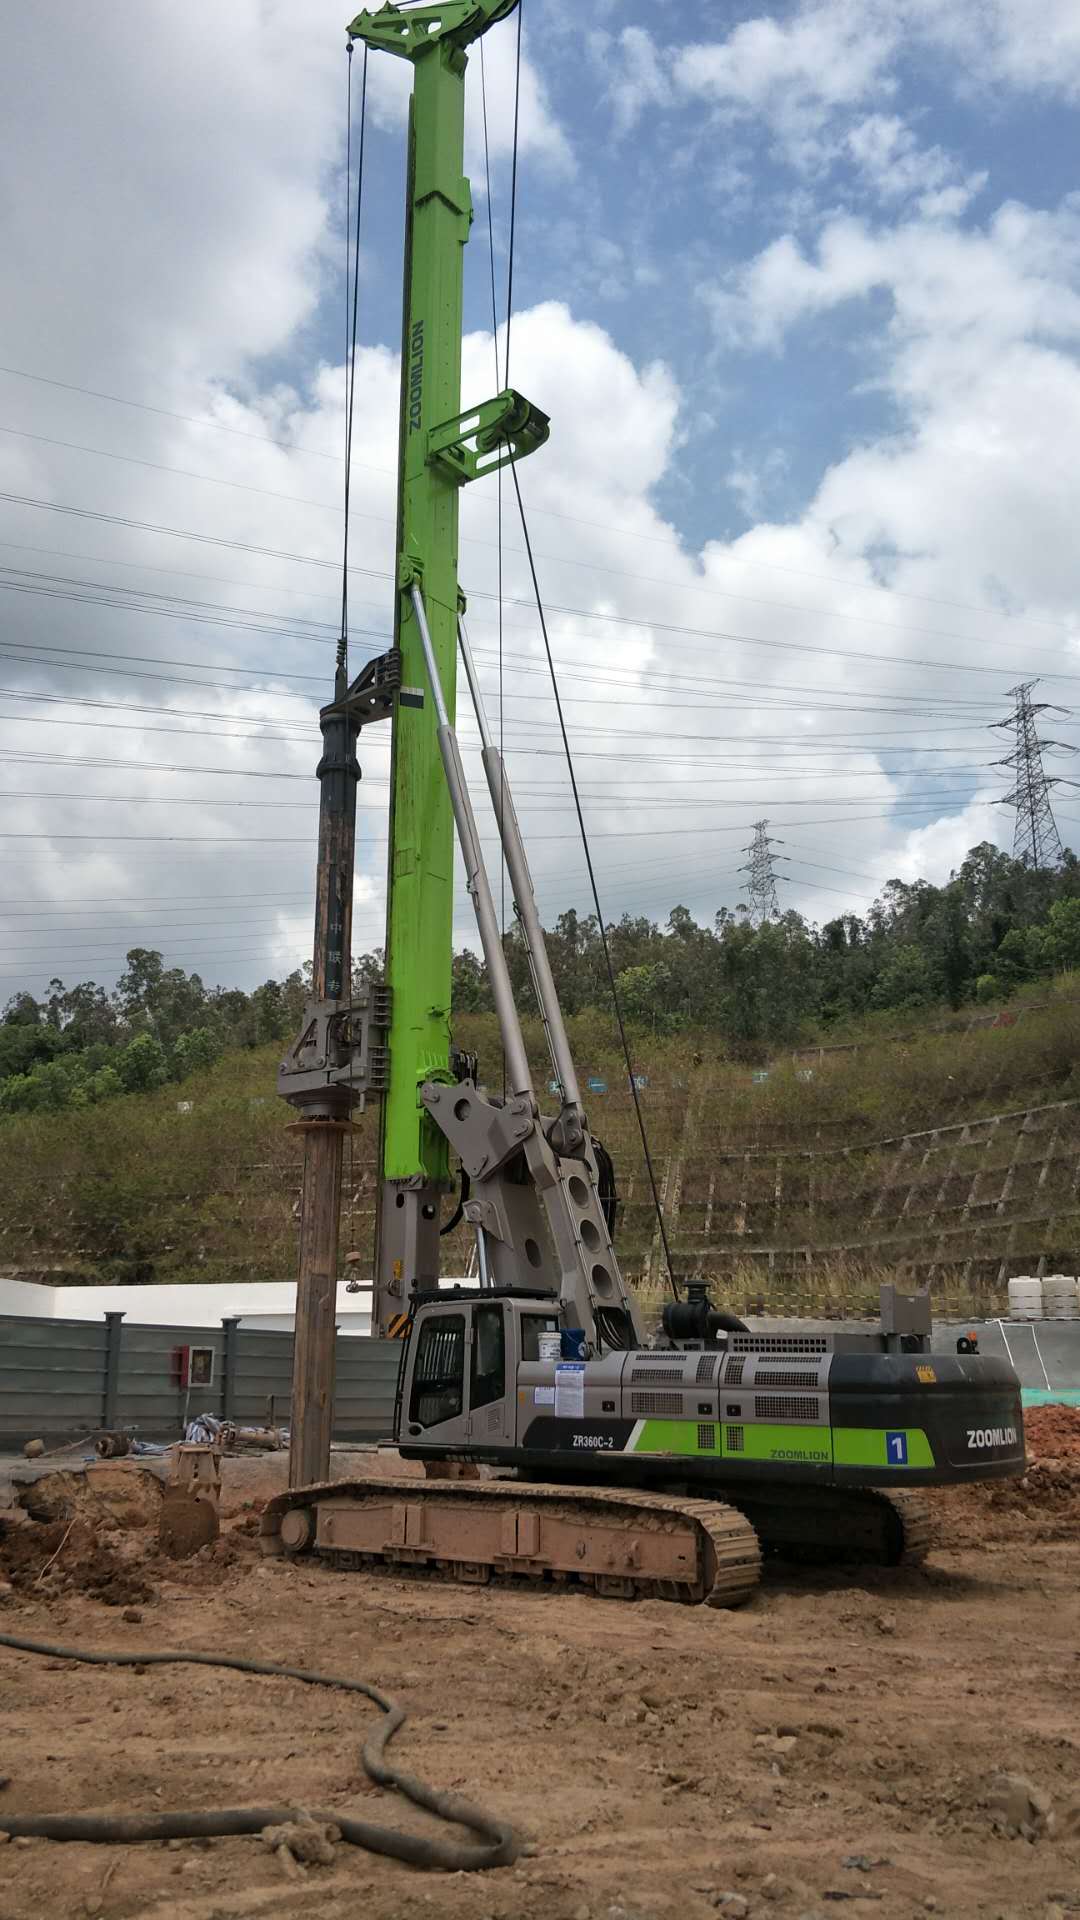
[0,1632,520,1871]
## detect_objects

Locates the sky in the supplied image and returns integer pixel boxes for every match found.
[2,0,1080,1001]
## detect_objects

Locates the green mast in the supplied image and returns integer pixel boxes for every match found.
[345,0,548,1328]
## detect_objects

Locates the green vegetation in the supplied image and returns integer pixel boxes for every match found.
[0,951,306,1117]
[456,840,1080,1047]
[3,842,1076,1121]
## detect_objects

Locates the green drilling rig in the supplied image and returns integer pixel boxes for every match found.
[268,0,1023,1606]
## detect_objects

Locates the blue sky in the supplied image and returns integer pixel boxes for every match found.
[1,0,1080,993]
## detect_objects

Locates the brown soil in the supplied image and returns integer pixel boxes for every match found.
[14,1465,164,1530]
[0,1443,1078,1920]
[1024,1404,1080,1460]
[0,1517,156,1609]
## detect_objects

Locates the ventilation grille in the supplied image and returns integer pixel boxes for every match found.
[697,1423,716,1451]
[754,1368,821,1389]
[631,1391,683,1416]
[630,1365,684,1384]
[724,1357,745,1386]
[726,1425,745,1452]
[695,1354,718,1384]
[732,1335,828,1355]
[487,1405,502,1432]
[755,1393,820,1421]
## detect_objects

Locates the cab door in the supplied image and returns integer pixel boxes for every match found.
[467,1301,513,1449]
[403,1310,469,1446]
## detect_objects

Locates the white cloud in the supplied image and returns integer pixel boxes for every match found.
[667,0,1080,194]
[706,199,1080,355]
[675,4,895,117]
[885,797,1010,890]
[604,27,672,136]
[674,2,899,172]
[901,0,1080,101]
[726,446,791,521]
[844,115,985,214]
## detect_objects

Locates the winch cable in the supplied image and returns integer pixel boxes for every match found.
[509,461,680,1302]
[0,1632,520,1870]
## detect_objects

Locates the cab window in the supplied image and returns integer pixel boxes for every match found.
[409,1314,465,1428]
[470,1304,505,1411]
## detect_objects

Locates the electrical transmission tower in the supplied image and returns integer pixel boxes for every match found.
[991,680,1072,868]
[740,819,787,924]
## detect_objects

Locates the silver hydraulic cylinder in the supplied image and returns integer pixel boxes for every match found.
[457,615,584,1128]
[410,585,534,1104]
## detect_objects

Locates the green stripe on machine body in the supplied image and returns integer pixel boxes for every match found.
[628,1418,934,1469]
[833,1427,935,1469]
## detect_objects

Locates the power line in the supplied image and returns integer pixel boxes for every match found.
[10,362,1080,648]
[0,749,310,779]
[9,486,1080,685]
[0,791,314,808]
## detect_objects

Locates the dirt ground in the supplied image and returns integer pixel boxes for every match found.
[1,1419,1079,1920]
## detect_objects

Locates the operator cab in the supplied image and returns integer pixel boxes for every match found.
[400,1288,560,1456]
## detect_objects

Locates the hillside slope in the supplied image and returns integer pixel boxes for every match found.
[2,995,1078,1317]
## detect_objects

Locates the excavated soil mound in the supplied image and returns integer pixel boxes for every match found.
[0,1515,155,1607]
[930,1401,1080,1546]
[1023,1400,1080,1459]
[14,1465,163,1529]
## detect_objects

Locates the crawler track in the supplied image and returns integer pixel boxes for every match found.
[262,1477,763,1608]
[726,1485,932,1567]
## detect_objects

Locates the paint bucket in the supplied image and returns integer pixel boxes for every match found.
[537,1331,562,1365]
[1007,1277,1043,1321]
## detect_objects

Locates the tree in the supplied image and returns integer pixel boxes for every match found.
[615,962,673,1029]
[1047,898,1080,971]
[117,1033,167,1092]
[871,944,935,1012]
[116,948,165,1024]
[172,1027,222,1076]
[451,949,491,1013]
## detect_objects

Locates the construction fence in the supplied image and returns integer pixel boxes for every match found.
[0,1314,400,1451]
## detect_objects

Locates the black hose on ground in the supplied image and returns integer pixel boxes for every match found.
[0,1632,521,1871]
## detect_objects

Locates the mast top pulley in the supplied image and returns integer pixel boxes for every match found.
[347,0,518,60]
